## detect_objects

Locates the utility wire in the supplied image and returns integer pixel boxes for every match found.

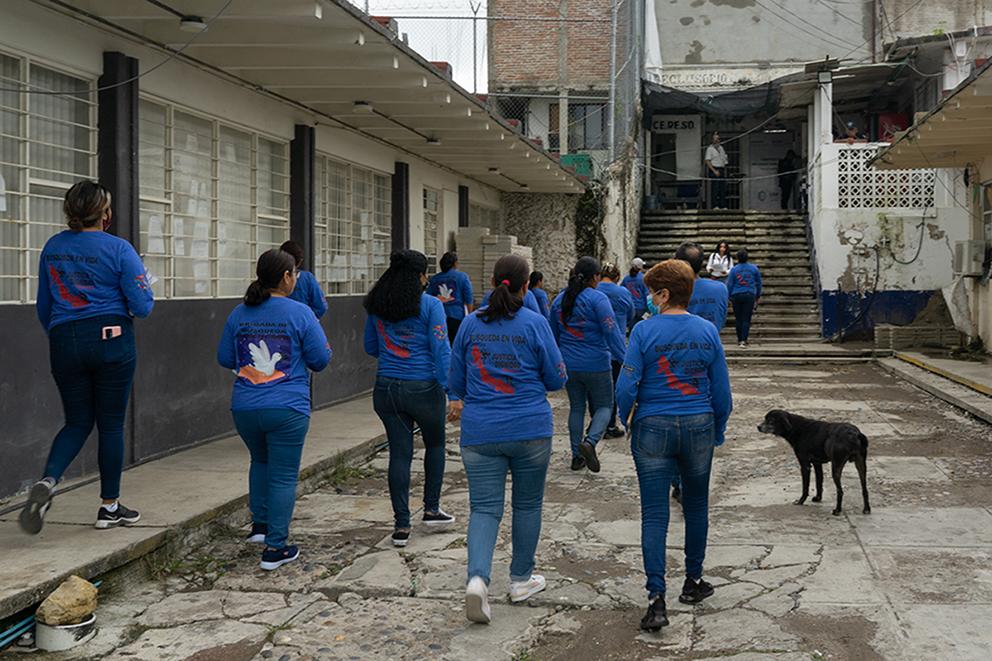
[754,0,863,50]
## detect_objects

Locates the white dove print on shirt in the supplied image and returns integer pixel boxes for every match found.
[237,334,290,385]
[436,283,455,303]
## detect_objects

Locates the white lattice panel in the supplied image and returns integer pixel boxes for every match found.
[836,147,935,209]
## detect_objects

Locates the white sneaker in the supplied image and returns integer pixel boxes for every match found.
[465,576,492,624]
[509,574,547,603]
[739,342,747,348]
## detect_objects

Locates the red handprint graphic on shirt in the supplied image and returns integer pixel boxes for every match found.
[656,355,699,396]
[471,344,515,394]
[49,266,89,308]
[376,319,411,358]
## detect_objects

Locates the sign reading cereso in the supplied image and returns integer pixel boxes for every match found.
[651,117,697,132]
[651,114,702,179]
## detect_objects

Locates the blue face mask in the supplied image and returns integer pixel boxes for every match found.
[646,294,659,316]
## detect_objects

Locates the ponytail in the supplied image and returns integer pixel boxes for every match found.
[479,254,530,323]
[562,256,601,323]
[244,248,296,306]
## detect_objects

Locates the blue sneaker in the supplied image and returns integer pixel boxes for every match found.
[260,545,300,571]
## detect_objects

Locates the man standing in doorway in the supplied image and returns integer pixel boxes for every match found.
[705,132,728,210]
[777,150,799,210]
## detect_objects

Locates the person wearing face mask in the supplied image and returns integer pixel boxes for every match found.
[21,181,155,536]
[218,248,333,570]
[616,259,732,633]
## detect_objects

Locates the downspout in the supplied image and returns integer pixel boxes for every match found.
[871,0,878,63]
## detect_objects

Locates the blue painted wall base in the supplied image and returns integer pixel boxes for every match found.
[821,290,934,340]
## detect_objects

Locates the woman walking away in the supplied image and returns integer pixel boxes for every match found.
[551,257,627,473]
[529,271,552,321]
[21,181,154,535]
[365,250,456,548]
[218,249,332,570]
[597,263,635,438]
[706,242,733,281]
[621,257,650,327]
[726,250,762,348]
[481,284,543,316]
[427,251,474,345]
[280,240,327,319]
[449,255,567,624]
[616,260,732,632]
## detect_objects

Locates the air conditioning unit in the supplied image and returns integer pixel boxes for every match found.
[953,240,988,276]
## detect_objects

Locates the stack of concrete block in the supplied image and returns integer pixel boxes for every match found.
[454,227,490,302]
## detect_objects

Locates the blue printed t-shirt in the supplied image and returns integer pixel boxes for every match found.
[689,278,729,330]
[621,272,650,319]
[481,288,543,317]
[549,287,628,373]
[449,307,567,445]
[427,269,473,321]
[364,294,451,392]
[217,296,333,417]
[727,263,763,298]
[616,314,732,444]
[289,270,328,319]
[598,281,635,330]
[531,287,552,320]
[36,230,154,331]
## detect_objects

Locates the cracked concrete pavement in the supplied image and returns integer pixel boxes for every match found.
[22,364,992,660]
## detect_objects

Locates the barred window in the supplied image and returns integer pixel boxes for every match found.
[315,154,391,295]
[423,187,441,272]
[0,51,96,302]
[138,98,290,298]
[469,202,500,231]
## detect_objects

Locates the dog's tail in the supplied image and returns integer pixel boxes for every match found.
[858,432,869,457]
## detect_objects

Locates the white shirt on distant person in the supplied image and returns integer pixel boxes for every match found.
[705,144,728,169]
[707,252,733,277]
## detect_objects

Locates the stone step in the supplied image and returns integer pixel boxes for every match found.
[638,225,809,233]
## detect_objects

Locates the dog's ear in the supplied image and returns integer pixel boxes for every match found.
[775,410,793,435]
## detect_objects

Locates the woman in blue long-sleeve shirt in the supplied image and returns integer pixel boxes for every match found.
[726,249,762,348]
[364,250,456,548]
[550,256,627,474]
[218,248,332,570]
[621,257,650,325]
[616,259,732,633]
[280,240,328,319]
[21,181,154,536]
[426,251,474,345]
[529,271,553,321]
[449,254,567,624]
[597,262,635,438]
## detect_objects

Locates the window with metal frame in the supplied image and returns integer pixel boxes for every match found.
[0,51,96,303]
[469,202,499,231]
[138,98,290,298]
[315,154,391,295]
[423,187,441,272]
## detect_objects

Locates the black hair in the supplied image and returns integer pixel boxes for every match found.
[737,249,749,263]
[480,254,530,323]
[675,242,704,276]
[562,256,601,322]
[363,250,428,322]
[245,249,296,306]
[529,271,544,290]
[439,252,458,272]
[64,180,111,231]
[279,240,305,268]
[715,241,731,255]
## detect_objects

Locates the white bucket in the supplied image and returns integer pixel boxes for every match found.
[35,614,97,652]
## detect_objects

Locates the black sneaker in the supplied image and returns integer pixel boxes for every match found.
[579,441,601,473]
[392,529,411,547]
[678,577,715,604]
[19,479,54,535]
[260,545,300,571]
[640,596,669,632]
[95,502,141,530]
[605,427,626,439]
[671,485,682,504]
[570,456,587,471]
[423,509,456,527]
[247,522,267,544]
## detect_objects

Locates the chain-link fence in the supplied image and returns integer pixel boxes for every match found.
[347,0,642,181]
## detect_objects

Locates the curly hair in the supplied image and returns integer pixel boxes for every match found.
[363,250,428,322]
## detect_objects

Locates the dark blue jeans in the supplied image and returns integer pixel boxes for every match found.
[233,408,310,549]
[462,438,551,584]
[731,293,756,343]
[565,369,614,458]
[631,413,715,598]
[373,377,447,529]
[44,315,136,500]
[711,169,727,209]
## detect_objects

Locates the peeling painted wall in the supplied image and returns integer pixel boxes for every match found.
[501,192,581,291]
[886,0,992,41]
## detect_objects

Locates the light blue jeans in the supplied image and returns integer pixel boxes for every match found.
[233,408,310,549]
[565,369,614,458]
[462,438,552,584]
[631,413,715,598]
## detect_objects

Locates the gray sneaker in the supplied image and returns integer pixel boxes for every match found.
[19,479,54,535]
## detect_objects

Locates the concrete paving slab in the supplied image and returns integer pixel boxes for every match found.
[801,547,883,605]
[104,619,269,661]
[316,550,412,599]
[899,604,992,660]
[871,455,948,481]
[694,608,802,652]
[866,547,992,605]
[852,507,992,547]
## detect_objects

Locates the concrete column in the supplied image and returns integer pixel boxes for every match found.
[98,52,139,247]
[391,162,410,251]
[290,124,315,266]
[557,0,569,154]
[814,75,833,148]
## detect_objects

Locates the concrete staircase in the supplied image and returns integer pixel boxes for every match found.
[637,210,822,345]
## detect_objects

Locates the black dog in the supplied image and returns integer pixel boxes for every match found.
[757,410,871,516]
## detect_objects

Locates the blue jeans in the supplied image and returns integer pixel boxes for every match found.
[233,408,310,549]
[711,168,727,208]
[373,377,447,529]
[462,438,551,584]
[731,293,756,343]
[565,369,614,458]
[631,413,715,598]
[44,315,136,500]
